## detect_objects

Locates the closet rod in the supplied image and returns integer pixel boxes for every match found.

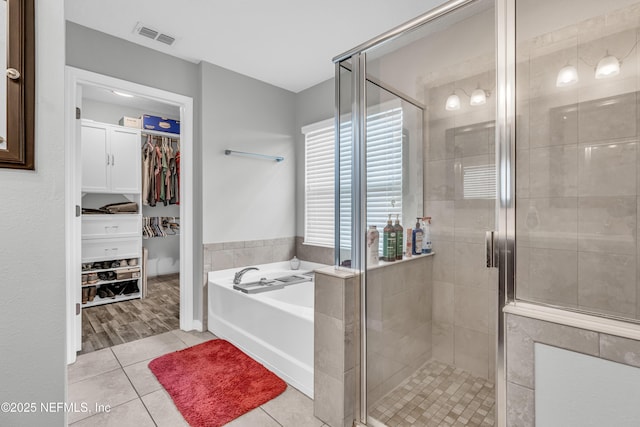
[141,129,180,139]
[224,149,284,162]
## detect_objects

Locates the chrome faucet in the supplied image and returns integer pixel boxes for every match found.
[233,267,259,284]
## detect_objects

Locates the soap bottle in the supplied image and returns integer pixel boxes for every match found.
[366,225,380,266]
[422,217,432,254]
[394,214,403,260]
[290,256,300,270]
[383,214,397,262]
[405,228,413,258]
[412,218,423,256]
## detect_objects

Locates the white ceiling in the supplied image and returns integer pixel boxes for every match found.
[65,0,446,93]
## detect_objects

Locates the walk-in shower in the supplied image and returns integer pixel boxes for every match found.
[332,0,640,426]
[335,0,498,425]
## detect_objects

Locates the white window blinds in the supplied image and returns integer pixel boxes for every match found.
[304,120,335,247]
[303,105,403,250]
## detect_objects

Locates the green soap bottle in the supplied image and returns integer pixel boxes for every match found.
[394,214,403,260]
[383,214,397,262]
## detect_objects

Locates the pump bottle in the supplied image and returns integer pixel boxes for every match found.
[412,218,423,256]
[383,214,397,262]
[422,217,432,254]
[394,214,403,260]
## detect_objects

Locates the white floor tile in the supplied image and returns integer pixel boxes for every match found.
[225,408,281,427]
[68,348,120,384]
[69,399,154,427]
[170,329,217,347]
[261,386,324,427]
[68,369,138,424]
[141,389,189,427]
[123,358,162,397]
[111,331,187,367]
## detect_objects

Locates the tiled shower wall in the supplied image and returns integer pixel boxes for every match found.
[515,4,640,320]
[424,70,498,381]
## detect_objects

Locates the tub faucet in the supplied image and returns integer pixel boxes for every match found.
[233,267,259,284]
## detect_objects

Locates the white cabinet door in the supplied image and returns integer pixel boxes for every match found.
[110,128,141,194]
[80,122,141,194]
[81,124,109,192]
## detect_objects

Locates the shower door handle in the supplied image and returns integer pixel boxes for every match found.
[486,231,497,268]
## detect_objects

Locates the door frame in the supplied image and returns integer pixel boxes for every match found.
[64,66,197,364]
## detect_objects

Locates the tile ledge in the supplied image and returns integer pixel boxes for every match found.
[505,301,640,341]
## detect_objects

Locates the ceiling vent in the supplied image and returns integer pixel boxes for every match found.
[133,22,176,46]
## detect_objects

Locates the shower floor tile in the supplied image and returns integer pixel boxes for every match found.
[369,360,495,427]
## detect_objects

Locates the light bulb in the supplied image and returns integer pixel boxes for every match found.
[556,65,579,87]
[445,93,460,111]
[595,54,620,79]
[112,90,134,98]
[469,88,487,106]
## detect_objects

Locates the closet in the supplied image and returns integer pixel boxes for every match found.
[78,86,181,313]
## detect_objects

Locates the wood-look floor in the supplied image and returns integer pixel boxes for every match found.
[80,273,180,354]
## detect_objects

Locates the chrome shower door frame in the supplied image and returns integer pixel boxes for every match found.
[333,0,513,425]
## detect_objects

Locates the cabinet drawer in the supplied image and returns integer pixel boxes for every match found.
[82,215,141,238]
[82,238,141,262]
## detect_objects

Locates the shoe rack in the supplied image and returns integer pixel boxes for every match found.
[81,259,142,308]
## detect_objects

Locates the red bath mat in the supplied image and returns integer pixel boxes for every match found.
[148,339,286,427]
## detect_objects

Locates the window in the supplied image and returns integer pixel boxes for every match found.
[303,105,404,250]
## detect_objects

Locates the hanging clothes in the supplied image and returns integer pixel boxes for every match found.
[141,135,180,207]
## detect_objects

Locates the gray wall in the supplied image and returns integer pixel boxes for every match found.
[200,61,297,243]
[0,1,66,425]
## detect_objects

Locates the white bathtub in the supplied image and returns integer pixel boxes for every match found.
[208,260,326,397]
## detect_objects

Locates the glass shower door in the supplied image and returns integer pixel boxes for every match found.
[334,0,499,425]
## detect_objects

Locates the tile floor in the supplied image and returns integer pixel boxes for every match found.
[369,360,495,427]
[67,329,329,427]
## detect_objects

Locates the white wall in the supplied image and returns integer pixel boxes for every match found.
[200,61,297,243]
[0,1,66,425]
[536,343,640,426]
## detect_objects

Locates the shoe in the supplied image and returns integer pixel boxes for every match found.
[110,283,126,296]
[81,274,88,285]
[118,259,128,267]
[87,273,99,284]
[128,258,138,266]
[82,288,89,304]
[88,286,97,302]
[104,285,116,299]
[124,282,140,295]
[82,263,92,271]
[97,286,107,299]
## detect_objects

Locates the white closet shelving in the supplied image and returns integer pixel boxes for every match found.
[80,119,143,308]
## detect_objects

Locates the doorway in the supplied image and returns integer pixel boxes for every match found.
[65,67,196,364]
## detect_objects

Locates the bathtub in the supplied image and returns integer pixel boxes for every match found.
[208,260,327,397]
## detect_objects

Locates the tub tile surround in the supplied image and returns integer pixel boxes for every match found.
[313,266,360,427]
[505,310,640,426]
[515,3,640,321]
